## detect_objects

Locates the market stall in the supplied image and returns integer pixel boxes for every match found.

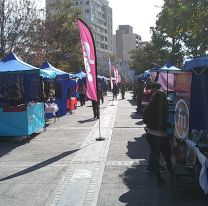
[150,64,183,138]
[40,61,77,116]
[183,57,208,193]
[0,52,45,137]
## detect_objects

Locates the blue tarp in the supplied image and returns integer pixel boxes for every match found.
[184,56,208,71]
[183,57,208,131]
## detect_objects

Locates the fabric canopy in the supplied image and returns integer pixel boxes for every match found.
[0,52,40,104]
[150,63,181,92]
[184,56,208,71]
[183,56,208,131]
[0,52,39,72]
[74,70,86,79]
[40,61,72,79]
[40,69,56,79]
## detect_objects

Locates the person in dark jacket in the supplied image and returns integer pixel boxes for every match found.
[112,83,118,100]
[92,85,102,119]
[143,89,172,185]
[78,83,86,106]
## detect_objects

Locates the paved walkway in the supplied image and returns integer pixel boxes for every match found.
[0,92,206,206]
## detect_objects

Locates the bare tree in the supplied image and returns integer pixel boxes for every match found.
[0,0,45,59]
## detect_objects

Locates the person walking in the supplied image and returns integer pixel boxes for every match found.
[78,83,86,106]
[143,89,172,185]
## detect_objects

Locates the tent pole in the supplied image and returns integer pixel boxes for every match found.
[96,104,105,141]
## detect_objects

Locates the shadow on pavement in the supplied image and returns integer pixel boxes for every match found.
[127,99,137,106]
[130,112,139,120]
[119,135,206,206]
[135,119,144,125]
[0,149,79,181]
[126,134,149,160]
[0,133,39,158]
[78,118,96,123]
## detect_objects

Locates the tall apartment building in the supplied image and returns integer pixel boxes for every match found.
[73,0,113,53]
[113,25,141,64]
[46,0,113,74]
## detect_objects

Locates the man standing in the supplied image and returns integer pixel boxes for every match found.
[78,83,86,106]
[120,81,126,99]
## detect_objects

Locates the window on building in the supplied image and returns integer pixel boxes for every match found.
[76,1,78,5]
[86,1,90,5]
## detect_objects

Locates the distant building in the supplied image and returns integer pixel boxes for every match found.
[113,25,141,64]
[46,0,113,74]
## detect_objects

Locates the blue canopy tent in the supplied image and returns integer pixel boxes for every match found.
[0,52,45,136]
[40,61,76,116]
[184,56,208,131]
[134,69,150,82]
[40,69,56,79]
[75,69,86,79]
[0,52,41,104]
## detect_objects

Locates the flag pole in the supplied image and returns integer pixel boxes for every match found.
[109,58,114,106]
[77,18,105,141]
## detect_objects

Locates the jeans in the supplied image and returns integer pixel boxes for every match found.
[146,133,172,179]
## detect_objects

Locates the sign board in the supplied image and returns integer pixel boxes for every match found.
[174,72,192,139]
[174,98,189,139]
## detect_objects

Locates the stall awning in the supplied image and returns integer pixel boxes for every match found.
[0,52,39,72]
[184,56,208,71]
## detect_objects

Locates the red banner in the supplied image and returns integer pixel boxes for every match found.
[77,19,98,101]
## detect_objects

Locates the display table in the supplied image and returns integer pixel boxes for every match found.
[0,103,45,137]
[186,140,206,165]
[186,139,208,193]
[67,97,77,111]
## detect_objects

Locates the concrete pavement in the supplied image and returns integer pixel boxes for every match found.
[0,92,206,206]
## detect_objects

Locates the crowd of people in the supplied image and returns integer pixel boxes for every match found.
[77,78,172,185]
[76,80,127,119]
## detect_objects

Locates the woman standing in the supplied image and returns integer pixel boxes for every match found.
[143,90,172,185]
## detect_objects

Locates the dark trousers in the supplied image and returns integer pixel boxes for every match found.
[146,133,172,179]
[79,94,85,106]
[92,101,99,118]
[121,91,125,99]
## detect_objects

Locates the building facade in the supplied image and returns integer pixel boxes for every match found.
[72,0,113,53]
[113,25,141,64]
[46,0,113,74]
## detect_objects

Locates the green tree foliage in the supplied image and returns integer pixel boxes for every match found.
[129,41,169,74]
[153,0,208,60]
[43,0,83,72]
[130,0,208,72]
